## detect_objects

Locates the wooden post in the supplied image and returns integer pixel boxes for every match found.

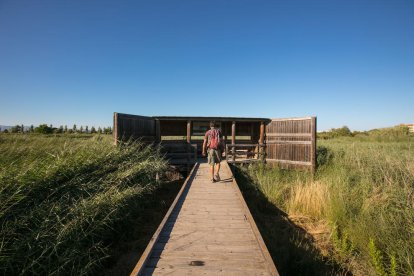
[155,119,161,143]
[223,122,227,143]
[113,112,118,145]
[259,121,265,161]
[310,117,317,172]
[232,121,236,162]
[225,144,229,163]
[187,120,191,172]
[186,120,191,143]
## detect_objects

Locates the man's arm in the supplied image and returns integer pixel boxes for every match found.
[202,138,207,156]
[202,130,209,156]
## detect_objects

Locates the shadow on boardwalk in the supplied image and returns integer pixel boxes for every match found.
[103,178,184,276]
[233,165,350,276]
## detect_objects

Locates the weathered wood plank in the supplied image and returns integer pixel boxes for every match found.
[130,163,199,276]
[131,161,278,276]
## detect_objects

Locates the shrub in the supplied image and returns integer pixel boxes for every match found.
[316,146,333,167]
[34,124,53,134]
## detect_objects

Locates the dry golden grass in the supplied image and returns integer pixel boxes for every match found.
[286,181,331,220]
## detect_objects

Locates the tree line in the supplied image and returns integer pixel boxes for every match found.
[318,125,411,139]
[1,124,112,134]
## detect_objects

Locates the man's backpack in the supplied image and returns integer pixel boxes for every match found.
[208,129,222,150]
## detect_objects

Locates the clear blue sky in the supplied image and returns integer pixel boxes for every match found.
[0,0,413,130]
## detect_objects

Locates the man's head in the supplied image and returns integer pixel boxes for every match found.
[209,121,216,129]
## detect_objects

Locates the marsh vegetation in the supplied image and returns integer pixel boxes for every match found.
[236,132,414,275]
[0,134,181,275]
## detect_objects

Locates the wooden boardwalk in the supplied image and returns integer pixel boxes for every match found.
[131,161,278,276]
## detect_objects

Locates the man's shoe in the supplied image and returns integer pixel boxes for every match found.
[211,179,216,183]
[215,174,220,181]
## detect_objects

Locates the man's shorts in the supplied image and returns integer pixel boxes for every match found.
[208,148,221,165]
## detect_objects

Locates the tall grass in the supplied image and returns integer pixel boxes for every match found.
[238,136,414,275]
[0,134,168,275]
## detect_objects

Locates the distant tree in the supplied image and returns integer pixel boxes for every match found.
[73,124,77,132]
[85,126,89,133]
[57,125,64,133]
[21,124,24,133]
[30,125,34,133]
[97,127,102,134]
[103,126,112,134]
[35,124,53,134]
[90,126,96,134]
[80,126,83,133]
[64,125,68,133]
[331,126,352,137]
[49,124,53,129]
[68,129,74,134]
[11,125,21,133]
[3,129,9,133]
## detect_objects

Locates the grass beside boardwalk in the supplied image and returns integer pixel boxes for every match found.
[236,136,414,275]
[0,134,180,275]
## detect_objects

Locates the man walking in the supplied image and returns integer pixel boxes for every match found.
[202,121,223,183]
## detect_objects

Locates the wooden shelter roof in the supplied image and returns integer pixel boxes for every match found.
[153,115,270,122]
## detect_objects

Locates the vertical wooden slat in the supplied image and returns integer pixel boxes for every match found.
[186,120,191,143]
[232,121,236,162]
[311,117,317,172]
[187,120,191,172]
[155,119,161,143]
[113,112,118,145]
[259,121,265,161]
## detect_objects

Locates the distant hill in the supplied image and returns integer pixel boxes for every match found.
[0,125,12,131]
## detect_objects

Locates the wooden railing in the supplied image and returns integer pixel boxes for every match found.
[161,142,197,172]
[225,144,266,164]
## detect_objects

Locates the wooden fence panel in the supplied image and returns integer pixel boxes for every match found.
[113,112,156,144]
[265,117,316,171]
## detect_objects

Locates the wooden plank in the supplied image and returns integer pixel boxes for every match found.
[155,119,161,143]
[227,144,265,147]
[266,159,312,166]
[165,153,197,157]
[132,161,279,276]
[222,162,279,275]
[147,256,268,270]
[150,250,263,261]
[266,133,312,137]
[269,116,312,121]
[186,121,191,143]
[113,112,119,145]
[130,163,198,276]
[259,121,265,160]
[266,141,311,145]
[231,121,236,162]
[153,243,259,253]
[311,116,317,172]
[167,160,197,165]
[142,267,271,275]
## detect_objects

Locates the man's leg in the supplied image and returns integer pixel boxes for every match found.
[207,149,215,182]
[214,149,221,180]
[215,163,221,181]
